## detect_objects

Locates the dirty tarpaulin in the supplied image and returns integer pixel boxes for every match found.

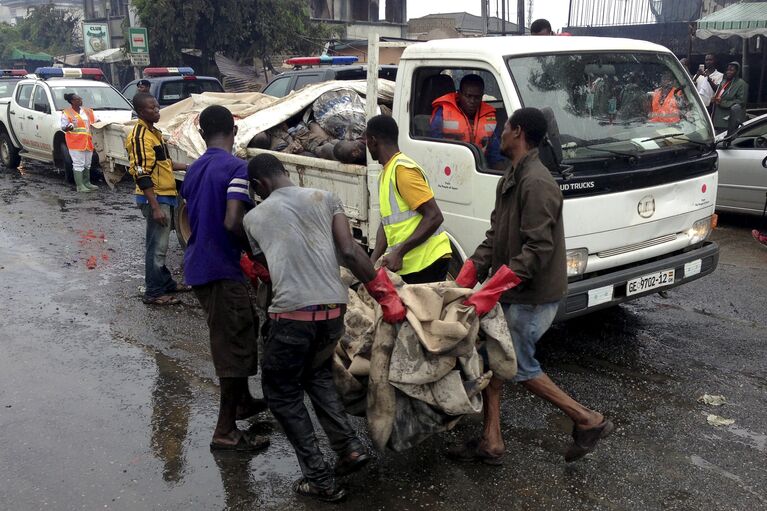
[333,270,516,452]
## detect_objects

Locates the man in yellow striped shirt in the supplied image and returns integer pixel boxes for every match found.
[126,93,190,305]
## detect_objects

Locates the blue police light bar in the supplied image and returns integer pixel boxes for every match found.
[34,67,105,80]
[284,55,359,66]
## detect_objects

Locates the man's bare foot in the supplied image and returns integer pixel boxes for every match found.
[478,438,505,457]
[575,411,604,430]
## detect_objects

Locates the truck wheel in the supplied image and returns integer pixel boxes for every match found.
[174,199,191,250]
[0,132,21,170]
[59,142,74,184]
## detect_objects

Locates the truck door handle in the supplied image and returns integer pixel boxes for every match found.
[27,115,34,120]
[9,110,15,115]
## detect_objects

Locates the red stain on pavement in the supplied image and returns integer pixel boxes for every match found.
[86,256,98,269]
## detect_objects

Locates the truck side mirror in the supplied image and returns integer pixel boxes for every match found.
[725,104,744,138]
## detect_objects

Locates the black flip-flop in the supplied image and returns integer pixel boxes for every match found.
[446,438,504,466]
[209,430,270,452]
[564,419,615,463]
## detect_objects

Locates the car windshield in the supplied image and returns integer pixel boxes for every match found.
[507,52,713,160]
[50,85,133,111]
[0,80,20,98]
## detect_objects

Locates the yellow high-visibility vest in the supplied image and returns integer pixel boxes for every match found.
[379,152,451,275]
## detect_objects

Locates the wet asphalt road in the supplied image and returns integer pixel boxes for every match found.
[1,164,766,511]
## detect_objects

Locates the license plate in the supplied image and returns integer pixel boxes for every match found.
[626,269,675,296]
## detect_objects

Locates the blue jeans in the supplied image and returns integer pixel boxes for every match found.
[503,302,560,382]
[140,203,178,299]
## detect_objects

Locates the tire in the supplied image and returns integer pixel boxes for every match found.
[174,199,191,250]
[0,132,21,170]
[59,142,74,184]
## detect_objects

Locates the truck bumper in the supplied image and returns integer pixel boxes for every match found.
[555,241,719,321]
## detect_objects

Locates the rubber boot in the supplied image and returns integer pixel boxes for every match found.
[73,171,93,193]
[83,167,99,190]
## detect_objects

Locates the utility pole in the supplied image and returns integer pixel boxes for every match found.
[517,0,525,34]
[481,0,489,36]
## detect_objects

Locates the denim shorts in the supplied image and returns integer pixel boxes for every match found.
[503,301,560,382]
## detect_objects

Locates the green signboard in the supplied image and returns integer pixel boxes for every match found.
[128,27,149,54]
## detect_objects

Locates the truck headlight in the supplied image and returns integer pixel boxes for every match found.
[688,216,713,245]
[566,248,588,276]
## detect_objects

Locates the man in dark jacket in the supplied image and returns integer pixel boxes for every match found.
[449,108,613,464]
[712,61,747,133]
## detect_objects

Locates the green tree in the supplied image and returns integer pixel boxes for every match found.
[0,23,22,61]
[132,0,332,74]
[16,3,81,56]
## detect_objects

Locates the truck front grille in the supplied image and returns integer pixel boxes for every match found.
[596,233,678,258]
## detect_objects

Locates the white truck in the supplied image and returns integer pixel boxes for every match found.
[0,67,134,181]
[95,36,719,321]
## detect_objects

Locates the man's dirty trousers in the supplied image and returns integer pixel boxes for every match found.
[261,314,363,490]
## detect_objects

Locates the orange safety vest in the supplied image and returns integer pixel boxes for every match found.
[62,107,95,151]
[649,88,681,123]
[431,92,497,149]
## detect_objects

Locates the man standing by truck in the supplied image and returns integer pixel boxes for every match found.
[181,105,269,452]
[244,153,406,502]
[126,93,190,305]
[367,115,452,284]
[450,108,613,464]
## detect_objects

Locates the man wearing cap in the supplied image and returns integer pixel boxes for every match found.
[137,79,151,94]
[712,61,747,133]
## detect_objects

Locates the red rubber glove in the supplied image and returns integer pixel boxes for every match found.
[364,268,407,323]
[462,265,521,316]
[240,254,271,285]
[454,259,478,288]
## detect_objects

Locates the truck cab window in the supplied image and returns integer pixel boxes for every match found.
[33,86,50,114]
[410,67,508,172]
[15,84,33,109]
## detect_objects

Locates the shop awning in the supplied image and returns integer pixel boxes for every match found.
[697,1,767,39]
[10,48,53,62]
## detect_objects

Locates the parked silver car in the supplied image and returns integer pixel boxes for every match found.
[716,113,767,216]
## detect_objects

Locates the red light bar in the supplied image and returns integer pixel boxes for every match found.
[1,69,28,77]
[143,67,195,77]
[34,67,105,80]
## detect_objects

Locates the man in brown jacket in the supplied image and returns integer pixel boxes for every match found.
[450,107,613,464]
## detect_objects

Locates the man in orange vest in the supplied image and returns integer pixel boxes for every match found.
[60,92,98,192]
[430,74,505,168]
[649,71,688,123]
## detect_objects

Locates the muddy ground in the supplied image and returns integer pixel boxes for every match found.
[1,164,766,511]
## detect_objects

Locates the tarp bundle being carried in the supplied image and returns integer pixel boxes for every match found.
[334,271,516,452]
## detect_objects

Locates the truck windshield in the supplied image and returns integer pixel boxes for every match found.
[50,85,133,111]
[506,52,713,160]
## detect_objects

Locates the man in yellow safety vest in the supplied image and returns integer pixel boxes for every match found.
[367,115,452,283]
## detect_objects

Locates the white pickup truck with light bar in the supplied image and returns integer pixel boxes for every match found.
[94,36,720,320]
[0,66,134,179]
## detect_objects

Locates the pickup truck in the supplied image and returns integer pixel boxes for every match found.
[0,67,134,181]
[121,67,224,108]
[94,36,720,321]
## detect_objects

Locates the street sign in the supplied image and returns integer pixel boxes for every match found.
[130,53,151,67]
[83,23,110,56]
[128,27,149,54]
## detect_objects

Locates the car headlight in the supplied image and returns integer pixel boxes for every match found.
[566,248,588,276]
[688,216,713,245]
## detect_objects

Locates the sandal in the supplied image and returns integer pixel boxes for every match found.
[170,283,193,293]
[446,438,504,466]
[292,478,347,503]
[142,294,180,305]
[564,419,615,463]
[209,430,270,452]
